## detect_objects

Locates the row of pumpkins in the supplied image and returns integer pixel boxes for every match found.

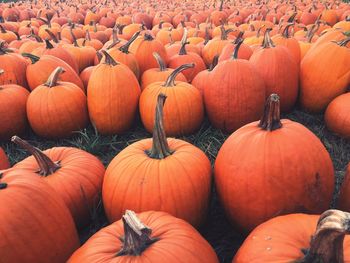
[0,0,349,261]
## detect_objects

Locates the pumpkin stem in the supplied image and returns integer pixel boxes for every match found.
[179,41,189,55]
[85,30,92,41]
[11,136,61,176]
[45,67,65,87]
[70,28,79,47]
[258,94,282,131]
[337,37,350,47]
[231,38,243,60]
[297,209,350,263]
[45,29,59,43]
[44,39,54,49]
[0,25,7,34]
[116,210,159,256]
[287,12,297,23]
[208,55,219,71]
[102,50,118,66]
[219,0,224,11]
[146,94,173,159]
[144,33,154,41]
[119,31,140,54]
[282,23,294,38]
[153,52,167,71]
[0,41,13,55]
[21,53,40,63]
[164,63,194,87]
[234,31,244,44]
[262,28,275,48]
[180,27,188,45]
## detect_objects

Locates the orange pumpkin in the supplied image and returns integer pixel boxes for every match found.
[215,94,334,232]
[233,209,350,262]
[68,210,219,263]
[26,67,89,138]
[192,55,219,96]
[325,93,350,138]
[0,147,10,169]
[103,94,211,227]
[87,51,140,135]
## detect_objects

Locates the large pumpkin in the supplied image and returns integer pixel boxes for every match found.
[140,64,204,136]
[0,81,29,141]
[300,37,350,113]
[0,169,80,262]
[26,67,88,139]
[233,209,350,262]
[249,29,299,112]
[87,51,140,135]
[325,93,350,138]
[214,94,334,232]
[103,94,211,227]
[68,210,219,263]
[0,147,10,169]
[11,136,105,228]
[204,40,266,133]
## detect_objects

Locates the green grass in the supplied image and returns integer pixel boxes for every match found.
[1,109,349,263]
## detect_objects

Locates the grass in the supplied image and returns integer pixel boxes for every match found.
[1,108,349,263]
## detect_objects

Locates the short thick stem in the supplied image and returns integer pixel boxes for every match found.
[164,63,194,87]
[282,23,294,38]
[258,94,282,131]
[116,210,159,256]
[11,136,61,176]
[102,50,118,66]
[208,55,219,71]
[262,28,275,48]
[22,53,40,63]
[45,39,54,49]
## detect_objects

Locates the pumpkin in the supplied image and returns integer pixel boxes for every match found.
[0,169,80,262]
[23,54,84,92]
[68,210,219,263]
[300,37,350,113]
[129,33,167,74]
[140,64,204,136]
[324,93,350,138]
[103,94,211,227]
[233,209,350,262]
[0,24,17,43]
[0,147,10,169]
[214,94,334,232]
[192,55,219,96]
[204,40,266,133]
[140,52,187,90]
[11,136,105,228]
[87,51,140,135]
[250,29,299,112]
[26,67,89,139]
[0,41,28,88]
[218,32,253,62]
[0,80,29,141]
[79,65,95,90]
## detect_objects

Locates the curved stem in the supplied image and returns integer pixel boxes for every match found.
[231,38,243,60]
[0,25,7,33]
[85,30,91,41]
[234,31,244,44]
[147,94,172,159]
[258,94,282,131]
[297,209,350,263]
[45,67,65,87]
[164,63,194,87]
[262,28,275,48]
[287,12,297,23]
[153,52,167,71]
[116,210,159,256]
[45,29,59,43]
[0,41,13,55]
[119,31,141,54]
[337,37,350,47]
[179,41,189,55]
[282,23,294,38]
[11,136,61,176]
[208,55,219,71]
[45,39,54,49]
[70,28,79,47]
[102,50,118,66]
[180,27,188,45]
[22,53,40,64]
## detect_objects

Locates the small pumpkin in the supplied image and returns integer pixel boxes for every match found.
[103,94,211,227]
[0,147,10,169]
[325,93,350,138]
[68,210,219,263]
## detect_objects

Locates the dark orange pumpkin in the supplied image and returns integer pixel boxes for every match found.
[103,94,211,227]
[0,169,80,262]
[68,210,219,263]
[204,40,266,133]
[26,67,88,139]
[192,55,219,96]
[325,93,350,138]
[0,147,10,169]
[215,94,334,232]
[11,136,105,228]
[87,51,140,135]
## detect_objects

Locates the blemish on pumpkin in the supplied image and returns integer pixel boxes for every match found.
[265,236,272,240]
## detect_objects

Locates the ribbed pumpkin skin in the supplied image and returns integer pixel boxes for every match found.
[103,138,212,227]
[272,34,301,64]
[13,147,105,228]
[300,41,350,113]
[0,171,80,263]
[140,81,204,136]
[204,59,266,133]
[325,93,350,138]
[87,62,140,135]
[0,85,29,141]
[140,68,187,90]
[215,120,334,232]
[68,211,219,263]
[249,46,299,112]
[233,213,350,262]
[218,42,253,62]
[0,147,10,169]
[338,165,350,212]
[27,81,89,139]
[26,55,84,92]
[0,52,28,88]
